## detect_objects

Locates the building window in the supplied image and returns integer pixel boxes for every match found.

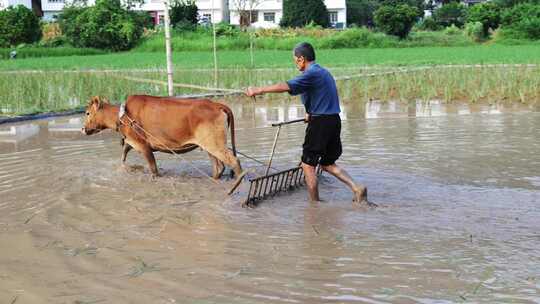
[239,10,258,26]
[202,13,212,23]
[263,12,275,23]
[48,0,65,3]
[329,11,338,24]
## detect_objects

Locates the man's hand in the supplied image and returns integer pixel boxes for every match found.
[305,113,310,123]
[246,87,262,97]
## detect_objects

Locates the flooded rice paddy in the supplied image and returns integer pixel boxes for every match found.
[0,100,539,304]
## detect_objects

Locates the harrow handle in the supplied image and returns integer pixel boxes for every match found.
[271,118,306,127]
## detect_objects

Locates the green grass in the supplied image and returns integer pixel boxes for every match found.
[1,45,539,71]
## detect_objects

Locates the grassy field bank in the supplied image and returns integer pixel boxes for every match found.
[1,45,540,71]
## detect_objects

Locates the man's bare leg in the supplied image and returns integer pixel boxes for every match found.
[321,164,375,206]
[302,162,320,202]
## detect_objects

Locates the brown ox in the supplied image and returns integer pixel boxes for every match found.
[82,95,242,179]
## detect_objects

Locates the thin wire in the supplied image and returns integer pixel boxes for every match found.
[120,114,227,189]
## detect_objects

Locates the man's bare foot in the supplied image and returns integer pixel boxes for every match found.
[353,186,367,202]
[353,186,377,208]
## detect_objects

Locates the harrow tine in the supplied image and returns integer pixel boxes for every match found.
[263,177,271,198]
[244,166,312,206]
[297,169,303,186]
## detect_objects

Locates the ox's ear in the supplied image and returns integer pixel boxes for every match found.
[90,96,105,110]
[89,96,99,106]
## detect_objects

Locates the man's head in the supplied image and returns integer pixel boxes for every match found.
[293,42,315,72]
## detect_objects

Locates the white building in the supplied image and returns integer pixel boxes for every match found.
[2,0,346,28]
[229,0,347,28]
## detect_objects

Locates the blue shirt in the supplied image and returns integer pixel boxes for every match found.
[286,63,341,115]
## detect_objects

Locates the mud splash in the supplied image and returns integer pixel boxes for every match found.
[0,100,539,303]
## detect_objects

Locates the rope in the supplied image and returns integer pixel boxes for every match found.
[119,114,228,189]
[111,75,244,94]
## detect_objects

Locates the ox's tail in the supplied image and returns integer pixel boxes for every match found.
[219,103,237,157]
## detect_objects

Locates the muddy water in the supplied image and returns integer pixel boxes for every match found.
[0,100,539,304]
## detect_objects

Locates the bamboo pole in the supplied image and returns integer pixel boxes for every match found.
[163,0,174,96]
[212,0,218,88]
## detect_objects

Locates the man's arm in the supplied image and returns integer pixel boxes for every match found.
[246,83,290,97]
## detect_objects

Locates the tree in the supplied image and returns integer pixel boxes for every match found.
[433,1,468,28]
[494,0,540,8]
[500,3,540,39]
[381,0,425,16]
[281,0,330,28]
[347,0,380,27]
[231,0,262,28]
[0,5,42,47]
[467,2,502,37]
[58,0,145,51]
[374,4,421,38]
[170,0,198,29]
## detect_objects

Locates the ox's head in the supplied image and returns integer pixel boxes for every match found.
[82,96,110,135]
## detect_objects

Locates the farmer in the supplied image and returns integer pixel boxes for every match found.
[246,42,373,206]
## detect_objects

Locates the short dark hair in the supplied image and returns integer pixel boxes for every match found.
[293,42,316,62]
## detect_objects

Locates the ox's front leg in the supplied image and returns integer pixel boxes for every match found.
[121,143,133,165]
[141,146,160,177]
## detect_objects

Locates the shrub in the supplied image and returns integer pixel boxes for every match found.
[405,29,473,46]
[0,5,42,48]
[214,22,241,37]
[443,24,461,35]
[374,4,421,38]
[58,0,145,51]
[465,21,485,42]
[281,0,330,28]
[170,0,198,29]
[467,2,502,38]
[417,16,441,31]
[319,27,398,48]
[432,2,468,28]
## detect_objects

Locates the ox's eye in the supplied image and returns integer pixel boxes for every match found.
[86,112,90,116]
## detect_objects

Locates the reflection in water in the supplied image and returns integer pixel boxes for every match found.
[0,101,538,303]
[48,117,83,133]
[0,124,40,142]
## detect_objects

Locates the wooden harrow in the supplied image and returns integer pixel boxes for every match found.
[233,118,321,207]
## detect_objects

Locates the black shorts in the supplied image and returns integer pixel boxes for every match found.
[302,114,342,167]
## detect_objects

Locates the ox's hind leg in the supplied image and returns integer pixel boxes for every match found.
[208,152,225,179]
[206,148,242,178]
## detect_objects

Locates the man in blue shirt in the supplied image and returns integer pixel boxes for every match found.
[246,42,373,206]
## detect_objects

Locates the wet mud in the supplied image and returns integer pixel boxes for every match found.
[0,100,539,303]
